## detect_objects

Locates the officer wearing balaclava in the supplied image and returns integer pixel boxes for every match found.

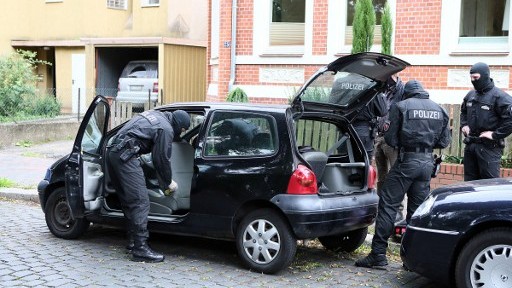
[460,62,512,181]
[107,109,191,263]
[355,80,451,269]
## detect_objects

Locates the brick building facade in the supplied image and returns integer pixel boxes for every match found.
[208,0,512,106]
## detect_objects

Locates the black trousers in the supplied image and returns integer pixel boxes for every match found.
[107,149,150,241]
[463,142,502,181]
[354,125,375,160]
[371,152,434,255]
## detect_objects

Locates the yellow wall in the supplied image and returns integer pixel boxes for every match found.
[54,47,86,114]
[0,0,207,52]
[0,0,208,114]
[163,44,207,103]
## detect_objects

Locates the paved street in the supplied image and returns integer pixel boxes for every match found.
[0,199,438,287]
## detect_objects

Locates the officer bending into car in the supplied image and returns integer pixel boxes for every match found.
[460,62,512,181]
[355,80,451,268]
[107,109,190,263]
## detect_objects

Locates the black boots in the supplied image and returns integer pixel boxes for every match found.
[355,253,388,268]
[131,240,165,263]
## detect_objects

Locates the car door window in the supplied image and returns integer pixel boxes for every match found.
[204,111,277,157]
[81,102,108,155]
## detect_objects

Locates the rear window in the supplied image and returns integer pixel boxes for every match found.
[301,72,377,107]
[121,62,158,78]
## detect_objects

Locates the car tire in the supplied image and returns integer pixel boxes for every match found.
[235,209,297,274]
[44,187,90,239]
[455,227,512,288]
[318,227,368,252]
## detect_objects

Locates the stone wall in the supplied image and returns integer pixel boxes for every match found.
[0,117,81,148]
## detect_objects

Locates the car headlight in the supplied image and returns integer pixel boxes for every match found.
[412,194,437,217]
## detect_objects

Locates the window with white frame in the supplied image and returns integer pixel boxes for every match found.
[345,0,387,45]
[107,0,127,10]
[141,0,159,7]
[253,0,311,56]
[270,0,306,46]
[459,0,509,41]
[443,0,511,53]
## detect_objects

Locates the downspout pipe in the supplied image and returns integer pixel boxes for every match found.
[228,0,237,92]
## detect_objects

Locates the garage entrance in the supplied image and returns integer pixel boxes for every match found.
[95,47,158,98]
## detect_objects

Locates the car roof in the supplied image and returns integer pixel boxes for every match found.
[157,102,290,113]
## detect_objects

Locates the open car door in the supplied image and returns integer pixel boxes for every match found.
[65,95,110,219]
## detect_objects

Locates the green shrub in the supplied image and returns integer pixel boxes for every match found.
[351,0,375,54]
[381,2,393,55]
[0,50,52,118]
[227,87,249,103]
[23,94,61,117]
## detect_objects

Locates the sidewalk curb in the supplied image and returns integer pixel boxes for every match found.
[0,188,39,204]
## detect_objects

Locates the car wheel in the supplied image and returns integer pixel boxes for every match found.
[455,227,512,288]
[236,209,297,274]
[44,187,90,239]
[318,227,368,252]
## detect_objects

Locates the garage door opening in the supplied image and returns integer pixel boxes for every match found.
[95,47,158,99]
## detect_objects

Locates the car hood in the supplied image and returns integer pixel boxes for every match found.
[291,52,409,121]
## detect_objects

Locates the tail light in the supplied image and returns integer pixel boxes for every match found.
[153,81,158,93]
[368,165,377,190]
[287,165,318,195]
[395,225,407,236]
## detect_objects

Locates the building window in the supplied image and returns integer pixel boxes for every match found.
[107,0,127,10]
[460,0,508,39]
[345,0,386,45]
[141,0,159,7]
[270,0,305,46]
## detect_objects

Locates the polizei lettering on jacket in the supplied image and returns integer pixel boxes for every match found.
[408,110,442,120]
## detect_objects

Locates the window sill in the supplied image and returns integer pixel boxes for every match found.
[450,50,510,56]
[259,53,304,58]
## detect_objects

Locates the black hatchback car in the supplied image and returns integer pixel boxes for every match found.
[38,52,409,273]
[401,178,512,287]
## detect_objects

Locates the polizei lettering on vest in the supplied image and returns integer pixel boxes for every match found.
[409,110,442,120]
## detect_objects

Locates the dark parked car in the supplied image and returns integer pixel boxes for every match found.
[401,178,512,287]
[38,52,408,273]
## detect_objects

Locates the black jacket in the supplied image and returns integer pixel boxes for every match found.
[377,78,405,134]
[385,80,451,150]
[113,110,190,189]
[460,80,512,140]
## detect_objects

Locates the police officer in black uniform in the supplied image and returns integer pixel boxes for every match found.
[374,74,406,221]
[461,62,512,181]
[107,109,190,262]
[355,80,451,268]
[353,93,388,160]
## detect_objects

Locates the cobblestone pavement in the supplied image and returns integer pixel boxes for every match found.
[0,200,438,288]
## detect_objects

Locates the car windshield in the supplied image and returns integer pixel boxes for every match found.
[301,71,377,108]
